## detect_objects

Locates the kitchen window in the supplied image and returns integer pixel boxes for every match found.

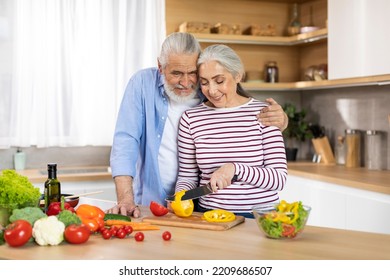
[0,0,165,148]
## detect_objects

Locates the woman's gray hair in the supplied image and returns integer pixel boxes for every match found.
[197,44,245,81]
[198,44,249,97]
[158,32,202,68]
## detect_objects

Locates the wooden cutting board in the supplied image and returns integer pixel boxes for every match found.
[142,212,245,231]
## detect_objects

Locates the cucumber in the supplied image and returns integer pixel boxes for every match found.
[103,213,131,222]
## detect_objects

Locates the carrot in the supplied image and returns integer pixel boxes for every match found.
[105,220,150,226]
[116,224,160,231]
[104,220,160,230]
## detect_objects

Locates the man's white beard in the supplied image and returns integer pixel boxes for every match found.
[163,81,198,103]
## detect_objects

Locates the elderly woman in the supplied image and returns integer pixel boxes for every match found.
[175,44,288,218]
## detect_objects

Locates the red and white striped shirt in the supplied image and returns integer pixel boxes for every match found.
[175,98,288,213]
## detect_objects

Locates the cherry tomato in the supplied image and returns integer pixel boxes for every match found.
[123,225,133,235]
[98,226,107,233]
[134,232,144,242]
[64,224,91,244]
[116,228,126,239]
[101,229,112,240]
[150,201,169,216]
[4,220,32,247]
[162,231,171,241]
[109,226,118,236]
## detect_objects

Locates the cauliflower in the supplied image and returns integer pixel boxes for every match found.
[32,216,65,246]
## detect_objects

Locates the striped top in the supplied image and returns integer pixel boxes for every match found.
[175,98,288,213]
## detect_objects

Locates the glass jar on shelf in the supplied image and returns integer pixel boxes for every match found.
[365,130,383,170]
[264,61,279,83]
[287,3,301,36]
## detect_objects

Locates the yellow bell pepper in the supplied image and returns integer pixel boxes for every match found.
[203,209,236,223]
[270,201,300,224]
[277,200,289,212]
[171,190,194,217]
[267,211,291,223]
[285,202,299,224]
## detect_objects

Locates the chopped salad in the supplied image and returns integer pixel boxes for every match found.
[257,200,310,238]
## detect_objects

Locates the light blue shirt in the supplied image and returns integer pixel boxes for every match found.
[110,67,204,206]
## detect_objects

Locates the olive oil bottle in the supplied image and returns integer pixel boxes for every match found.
[44,163,61,213]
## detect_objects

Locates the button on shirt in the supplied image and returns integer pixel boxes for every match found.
[110,67,204,206]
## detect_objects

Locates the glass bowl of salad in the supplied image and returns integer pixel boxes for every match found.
[252,200,311,239]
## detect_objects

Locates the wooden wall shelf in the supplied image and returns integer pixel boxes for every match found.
[242,74,390,91]
[194,28,328,46]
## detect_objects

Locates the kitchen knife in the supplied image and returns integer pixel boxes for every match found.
[166,175,238,201]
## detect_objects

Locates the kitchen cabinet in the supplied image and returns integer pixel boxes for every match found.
[279,174,390,234]
[166,0,328,89]
[33,180,117,201]
[328,0,390,80]
[166,0,390,91]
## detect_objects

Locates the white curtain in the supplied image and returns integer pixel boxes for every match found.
[1,0,165,148]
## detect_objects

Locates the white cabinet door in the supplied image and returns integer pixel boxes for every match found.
[35,180,117,201]
[280,176,346,229]
[345,189,390,234]
[280,175,390,234]
[328,0,390,79]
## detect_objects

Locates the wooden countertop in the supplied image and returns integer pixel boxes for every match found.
[288,162,390,195]
[1,206,389,260]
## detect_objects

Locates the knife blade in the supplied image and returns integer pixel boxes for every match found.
[166,183,212,201]
[166,175,238,201]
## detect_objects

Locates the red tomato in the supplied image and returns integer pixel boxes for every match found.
[134,232,144,242]
[282,224,296,237]
[150,201,169,216]
[116,228,127,239]
[162,231,171,241]
[101,229,112,240]
[109,226,118,236]
[123,225,133,235]
[64,224,91,244]
[4,220,32,247]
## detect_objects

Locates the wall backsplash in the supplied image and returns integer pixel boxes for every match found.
[0,146,111,170]
[253,83,390,170]
[302,84,390,170]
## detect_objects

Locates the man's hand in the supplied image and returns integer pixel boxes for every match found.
[106,175,140,218]
[106,202,141,218]
[257,98,288,131]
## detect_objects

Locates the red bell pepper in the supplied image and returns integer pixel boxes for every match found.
[47,197,75,216]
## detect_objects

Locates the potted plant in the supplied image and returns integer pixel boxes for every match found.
[282,103,313,161]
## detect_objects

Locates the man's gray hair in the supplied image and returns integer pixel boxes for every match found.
[158,32,202,68]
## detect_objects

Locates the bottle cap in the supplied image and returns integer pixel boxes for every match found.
[47,163,57,170]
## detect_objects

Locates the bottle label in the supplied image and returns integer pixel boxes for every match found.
[44,187,49,212]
